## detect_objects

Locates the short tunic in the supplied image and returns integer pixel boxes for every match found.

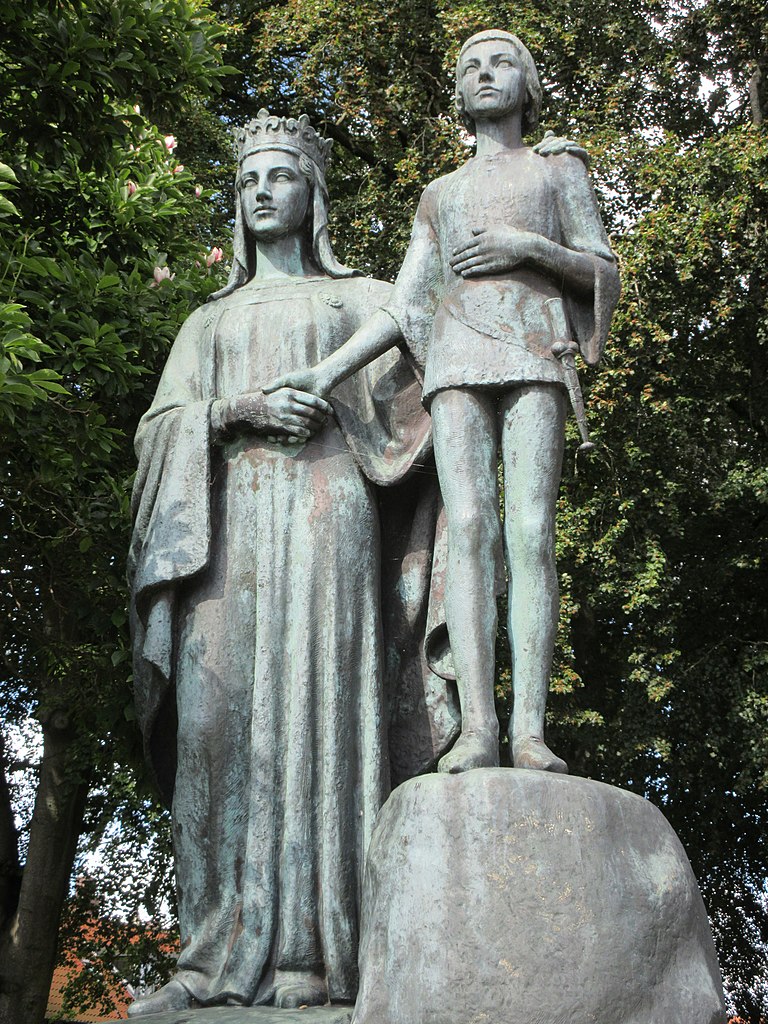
[382,149,619,405]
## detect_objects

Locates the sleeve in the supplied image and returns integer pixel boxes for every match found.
[552,154,621,366]
[330,278,434,487]
[381,182,444,372]
[128,306,217,787]
[129,305,216,602]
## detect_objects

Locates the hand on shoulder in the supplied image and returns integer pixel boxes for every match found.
[533,129,589,167]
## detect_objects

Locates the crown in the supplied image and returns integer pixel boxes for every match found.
[235,110,333,171]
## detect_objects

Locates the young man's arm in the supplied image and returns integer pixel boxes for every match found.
[449,224,597,293]
[263,309,401,399]
[265,182,443,398]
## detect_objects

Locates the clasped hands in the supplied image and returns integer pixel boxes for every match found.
[215,383,331,443]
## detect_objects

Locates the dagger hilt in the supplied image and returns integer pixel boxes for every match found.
[551,339,579,360]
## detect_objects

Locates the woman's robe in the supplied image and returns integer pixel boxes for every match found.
[128,274,459,1006]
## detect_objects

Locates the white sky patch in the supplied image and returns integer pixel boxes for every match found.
[5,715,42,858]
[78,822,174,924]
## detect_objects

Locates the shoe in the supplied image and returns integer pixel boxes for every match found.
[127,978,194,1017]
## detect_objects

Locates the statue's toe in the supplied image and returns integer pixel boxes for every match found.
[438,730,499,774]
[273,970,328,1009]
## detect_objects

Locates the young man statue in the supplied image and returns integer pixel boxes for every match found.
[268,30,620,775]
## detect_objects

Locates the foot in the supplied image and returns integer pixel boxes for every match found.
[127,979,194,1017]
[438,728,499,774]
[512,735,568,774]
[273,970,328,1009]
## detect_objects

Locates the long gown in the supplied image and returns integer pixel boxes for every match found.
[128,274,458,1006]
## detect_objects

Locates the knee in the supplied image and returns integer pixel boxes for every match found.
[178,670,249,748]
[447,504,499,559]
[177,697,219,749]
[506,513,555,569]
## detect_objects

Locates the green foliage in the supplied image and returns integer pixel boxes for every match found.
[0,0,236,168]
[2,0,767,1018]
[0,1,232,1018]
[0,301,67,421]
[0,163,67,420]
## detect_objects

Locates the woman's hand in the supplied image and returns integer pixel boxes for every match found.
[449,227,541,278]
[218,388,332,440]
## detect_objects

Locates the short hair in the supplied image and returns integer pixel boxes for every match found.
[455,30,542,137]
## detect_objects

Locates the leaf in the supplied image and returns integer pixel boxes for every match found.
[0,194,21,217]
[96,274,121,291]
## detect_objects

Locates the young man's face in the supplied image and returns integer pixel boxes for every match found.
[458,39,525,124]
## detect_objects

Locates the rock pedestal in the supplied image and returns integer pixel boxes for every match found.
[353,769,726,1024]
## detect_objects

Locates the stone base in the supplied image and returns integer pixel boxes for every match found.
[354,769,727,1024]
[125,1005,352,1024]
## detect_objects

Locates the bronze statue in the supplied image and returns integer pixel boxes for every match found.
[127,111,456,1016]
[268,31,620,776]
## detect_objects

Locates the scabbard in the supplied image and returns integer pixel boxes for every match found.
[544,297,594,450]
[559,351,592,447]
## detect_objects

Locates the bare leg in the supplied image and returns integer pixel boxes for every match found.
[431,388,500,773]
[500,384,568,774]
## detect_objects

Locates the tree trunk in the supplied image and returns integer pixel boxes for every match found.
[749,62,766,126]
[0,733,21,933]
[0,712,88,1024]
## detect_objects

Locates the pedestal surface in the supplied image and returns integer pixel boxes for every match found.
[125,1006,352,1024]
[354,768,726,1024]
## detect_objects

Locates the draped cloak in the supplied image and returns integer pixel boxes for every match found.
[128,274,459,1007]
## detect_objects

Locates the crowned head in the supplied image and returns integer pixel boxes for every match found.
[235,110,333,177]
[210,111,355,300]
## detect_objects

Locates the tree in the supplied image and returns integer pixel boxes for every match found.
[0,163,68,421]
[0,2,233,1021]
[4,0,767,1018]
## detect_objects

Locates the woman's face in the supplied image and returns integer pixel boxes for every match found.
[238,150,311,241]
[458,39,525,124]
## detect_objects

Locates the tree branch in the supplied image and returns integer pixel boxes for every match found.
[0,716,89,1024]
